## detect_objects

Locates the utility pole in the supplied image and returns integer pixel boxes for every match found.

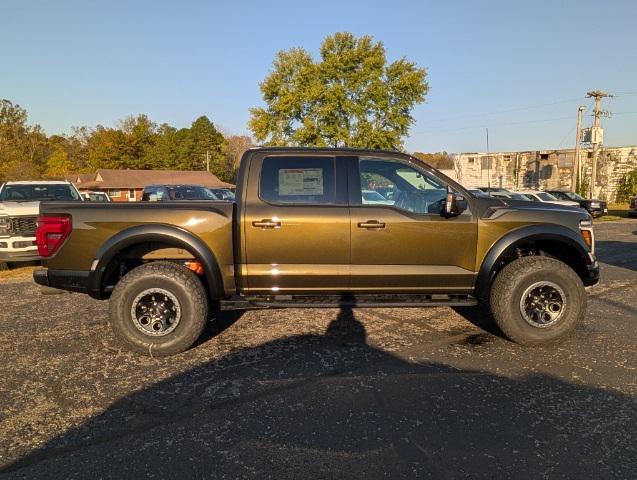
[586,90,612,199]
[572,106,585,192]
[485,128,490,192]
[205,151,210,172]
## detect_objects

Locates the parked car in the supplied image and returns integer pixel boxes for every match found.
[35,147,598,356]
[83,191,111,202]
[467,189,490,198]
[141,185,219,201]
[629,194,637,218]
[0,181,82,263]
[208,188,235,201]
[546,190,608,218]
[489,192,531,201]
[515,190,581,208]
[476,187,510,194]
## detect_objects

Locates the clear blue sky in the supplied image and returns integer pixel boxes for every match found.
[2,0,636,153]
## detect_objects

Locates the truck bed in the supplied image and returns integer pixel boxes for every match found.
[40,200,236,294]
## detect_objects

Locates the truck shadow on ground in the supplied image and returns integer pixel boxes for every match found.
[595,240,637,272]
[2,306,636,478]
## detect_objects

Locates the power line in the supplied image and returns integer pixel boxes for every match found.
[417,97,586,125]
[413,115,573,135]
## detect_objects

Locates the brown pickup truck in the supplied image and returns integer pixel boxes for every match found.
[34,147,599,356]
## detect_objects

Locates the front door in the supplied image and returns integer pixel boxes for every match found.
[349,155,477,293]
[242,154,350,294]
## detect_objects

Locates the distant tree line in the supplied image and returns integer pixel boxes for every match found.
[0,99,252,183]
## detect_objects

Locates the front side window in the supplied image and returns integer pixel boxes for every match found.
[358,158,448,214]
[260,156,335,204]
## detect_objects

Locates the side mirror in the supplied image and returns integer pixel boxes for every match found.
[442,190,464,218]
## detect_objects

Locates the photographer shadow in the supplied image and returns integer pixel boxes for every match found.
[2,303,636,478]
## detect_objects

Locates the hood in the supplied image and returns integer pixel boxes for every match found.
[499,199,583,213]
[474,196,586,215]
[0,201,40,216]
[547,200,581,207]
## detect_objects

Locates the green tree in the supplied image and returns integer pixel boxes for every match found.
[249,32,428,150]
[87,125,127,169]
[170,116,227,173]
[0,99,48,180]
[412,152,454,169]
[44,135,75,178]
[616,169,637,203]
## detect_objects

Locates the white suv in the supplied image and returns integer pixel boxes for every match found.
[0,181,83,263]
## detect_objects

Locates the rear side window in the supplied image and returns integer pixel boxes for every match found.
[260,156,335,204]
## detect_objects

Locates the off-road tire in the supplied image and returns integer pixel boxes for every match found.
[109,262,208,356]
[489,256,586,346]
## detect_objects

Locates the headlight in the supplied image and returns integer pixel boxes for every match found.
[0,216,10,236]
[591,202,600,208]
[579,219,594,253]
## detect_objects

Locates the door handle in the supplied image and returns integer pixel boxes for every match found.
[252,219,281,229]
[357,220,385,229]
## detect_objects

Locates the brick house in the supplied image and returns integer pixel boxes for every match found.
[66,169,234,202]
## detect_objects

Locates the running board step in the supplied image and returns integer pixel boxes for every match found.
[220,294,478,310]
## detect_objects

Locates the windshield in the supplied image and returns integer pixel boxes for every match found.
[562,191,584,200]
[508,193,530,201]
[537,192,558,201]
[0,184,81,201]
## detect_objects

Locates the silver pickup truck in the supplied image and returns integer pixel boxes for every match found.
[0,181,83,263]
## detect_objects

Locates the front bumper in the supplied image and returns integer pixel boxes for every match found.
[588,205,608,217]
[584,258,600,286]
[0,235,39,262]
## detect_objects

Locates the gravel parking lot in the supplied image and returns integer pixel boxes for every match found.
[1,220,636,479]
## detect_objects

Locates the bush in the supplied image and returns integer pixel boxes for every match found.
[616,169,637,203]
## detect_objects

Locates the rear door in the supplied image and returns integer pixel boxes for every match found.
[242,153,350,294]
[349,155,477,293]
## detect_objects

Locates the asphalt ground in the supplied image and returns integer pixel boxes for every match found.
[0,220,636,479]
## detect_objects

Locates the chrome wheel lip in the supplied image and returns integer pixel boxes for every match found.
[130,288,181,337]
[519,281,567,328]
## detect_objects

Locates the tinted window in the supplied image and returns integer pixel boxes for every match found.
[166,186,217,200]
[537,192,557,201]
[260,156,335,204]
[0,184,80,201]
[358,158,448,214]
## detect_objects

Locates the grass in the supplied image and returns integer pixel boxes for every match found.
[0,264,38,281]
[595,203,632,222]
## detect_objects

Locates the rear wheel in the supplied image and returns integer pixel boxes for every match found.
[489,256,586,345]
[109,262,208,356]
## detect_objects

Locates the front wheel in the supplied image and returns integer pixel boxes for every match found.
[109,262,208,356]
[489,256,586,345]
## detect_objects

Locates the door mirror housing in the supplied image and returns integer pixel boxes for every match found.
[442,190,464,218]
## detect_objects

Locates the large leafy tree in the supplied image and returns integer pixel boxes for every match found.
[249,32,428,150]
[0,99,49,180]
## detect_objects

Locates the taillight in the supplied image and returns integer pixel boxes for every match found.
[36,216,72,257]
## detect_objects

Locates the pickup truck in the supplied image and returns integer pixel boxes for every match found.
[33,148,599,356]
[0,181,83,264]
